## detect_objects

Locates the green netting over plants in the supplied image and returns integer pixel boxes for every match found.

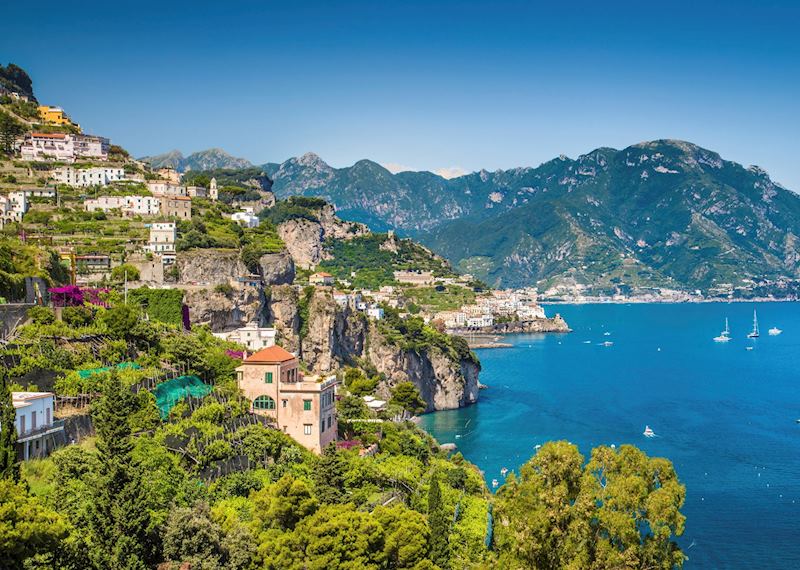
[77,361,141,379]
[154,375,212,418]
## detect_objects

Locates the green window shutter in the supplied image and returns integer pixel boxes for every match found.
[265,372,273,383]
[303,399,312,411]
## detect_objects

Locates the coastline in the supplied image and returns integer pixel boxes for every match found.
[542,297,800,304]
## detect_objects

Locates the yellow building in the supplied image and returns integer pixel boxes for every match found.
[37,105,79,129]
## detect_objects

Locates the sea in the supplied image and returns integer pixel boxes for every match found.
[419,302,800,568]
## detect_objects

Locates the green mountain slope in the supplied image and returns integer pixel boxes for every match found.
[263,141,800,295]
[428,141,800,293]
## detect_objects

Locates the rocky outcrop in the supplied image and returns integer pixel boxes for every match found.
[267,285,301,353]
[258,251,295,285]
[276,204,369,269]
[177,249,248,286]
[277,218,324,269]
[183,286,264,331]
[366,327,480,412]
[267,286,479,411]
[301,289,368,372]
[462,314,572,335]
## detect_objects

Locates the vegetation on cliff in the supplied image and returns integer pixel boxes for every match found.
[319,233,456,289]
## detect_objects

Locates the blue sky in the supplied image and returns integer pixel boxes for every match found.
[3,0,799,187]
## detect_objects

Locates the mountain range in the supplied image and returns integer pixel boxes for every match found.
[140,148,252,172]
[144,141,800,294]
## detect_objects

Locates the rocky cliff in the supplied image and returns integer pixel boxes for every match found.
[183,286,264,331]
[277,204,368,269]
[267,287,479,411]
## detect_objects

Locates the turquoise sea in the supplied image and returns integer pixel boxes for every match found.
[419,303,800,568]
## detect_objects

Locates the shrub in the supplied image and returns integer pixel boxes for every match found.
[27,306,55,325]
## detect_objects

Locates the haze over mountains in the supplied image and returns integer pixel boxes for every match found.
[142,141,800,294]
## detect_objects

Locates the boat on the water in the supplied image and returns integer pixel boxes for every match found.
[769,327,783,336]
[643,425,656,438]
[491,479,499,488]
[500,467,508,477]
[601,341,614,347]
[714,318,731,342]
[747,309,760,338]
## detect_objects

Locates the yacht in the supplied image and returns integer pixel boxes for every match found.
[713,318,731,342]
[500,467,509,477]
[747,309,760,338]
[491,479,499,488]
[643,425,656,438]
[769,327,783,336]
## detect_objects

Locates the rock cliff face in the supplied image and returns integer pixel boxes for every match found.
[267,285,301,353]
[184,286,264,331]
[267,287,479,411]
[277,205,368,269]
[366,326,480,412]
[177,249,248,286]
[258,252,295,285]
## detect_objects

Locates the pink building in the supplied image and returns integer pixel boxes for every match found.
[236,346,338,453]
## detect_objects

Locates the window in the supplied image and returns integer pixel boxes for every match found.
[303,400,312,411]
[303,424,312,435]
[253,395,276,410]
[328,415,332,429]
[265,372,273,384]
[282,399,288,408]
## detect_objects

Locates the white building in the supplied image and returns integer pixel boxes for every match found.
[466,314,494,328]
[53,166,126,187]
[214,323,277,351]
[125,195,161,216]
[84,195,161,216]
[12,392,64,460]
[366,305,385,320]
[0,191,28,224]
[435,310,467,328]
[18,132,109,162]
[231,211,260,228]
[147,222,176,254]
[146,181,186,197]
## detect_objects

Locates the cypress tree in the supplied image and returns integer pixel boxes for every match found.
[88,372,154,569]
[313,444,347,504]
[0,369,19,481]
[428,471,450,568]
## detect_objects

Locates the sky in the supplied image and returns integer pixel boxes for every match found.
[2,0,799,187]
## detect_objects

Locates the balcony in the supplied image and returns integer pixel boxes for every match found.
[17,419,66,442]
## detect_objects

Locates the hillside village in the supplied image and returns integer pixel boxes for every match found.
[0,62,690,570]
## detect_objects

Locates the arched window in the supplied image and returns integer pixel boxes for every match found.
[253,395,276,410]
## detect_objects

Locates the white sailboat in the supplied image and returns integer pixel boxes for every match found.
[768,326,783,336]
[713,318,731,342]
[643,425,656,438]
[747,309,760,338]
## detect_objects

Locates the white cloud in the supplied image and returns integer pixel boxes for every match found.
[382,162,415,174]
[434,166,468,179]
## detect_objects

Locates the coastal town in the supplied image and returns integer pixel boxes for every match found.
[1,72,565,472]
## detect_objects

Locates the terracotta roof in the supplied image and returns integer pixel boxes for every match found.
[312,272,333,277]
[31,132,66,139]
[244,345,296,364]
